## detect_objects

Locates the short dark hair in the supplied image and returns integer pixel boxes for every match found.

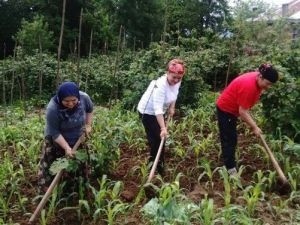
[258,64,279,83]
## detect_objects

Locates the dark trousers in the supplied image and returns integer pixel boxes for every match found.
[139,113,165,173]
[216,106,238,169]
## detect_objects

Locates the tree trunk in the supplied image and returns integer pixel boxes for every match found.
[77,8,83,85]
[56,0,67,87]
[162,0,168,43]
[109,25,122,107]
[38,35,43,120]
[85,29,93,92]
[89,29,93,59]
[10,43,17,104]
[2,43,6,105]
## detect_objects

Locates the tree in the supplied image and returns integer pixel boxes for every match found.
[15,15,54,54]
[0,0,34,58]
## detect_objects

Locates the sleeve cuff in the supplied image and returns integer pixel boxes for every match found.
[154,109,164,115]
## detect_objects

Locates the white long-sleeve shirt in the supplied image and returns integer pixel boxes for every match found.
[137,74,181,115]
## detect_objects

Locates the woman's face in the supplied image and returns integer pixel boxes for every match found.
[257,75,273,90]
[62,96,79,109]
[167,72,183,86]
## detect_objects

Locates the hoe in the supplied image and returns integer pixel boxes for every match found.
[29,134,86,223]
[259,133,291,195]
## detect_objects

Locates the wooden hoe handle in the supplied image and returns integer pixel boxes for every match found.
[147,137,165,183]
[29,134,85,223]
[259,134,288,184]
[147,117,170,183]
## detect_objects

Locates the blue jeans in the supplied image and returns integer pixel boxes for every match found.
[217,106,237,169]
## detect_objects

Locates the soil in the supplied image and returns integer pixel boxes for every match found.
[5,129,293,225]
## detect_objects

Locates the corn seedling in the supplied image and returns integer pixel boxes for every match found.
[240,183,265,216]
[132,161,149,204]
[267,195,290,220]
[101,199,129,225]
[90,175,121,221]
[219,167,231,207]
[196,195,215,225]
[197,159,219,191]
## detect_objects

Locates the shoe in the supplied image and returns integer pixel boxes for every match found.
[227,167,237,176]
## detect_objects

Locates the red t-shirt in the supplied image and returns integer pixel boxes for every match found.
[216,72,262,117]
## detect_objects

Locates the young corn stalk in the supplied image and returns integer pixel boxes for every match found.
[197,195,215,225]
[197,159,219,192]
[219,167,231,207]
[132,161,149,204]
[90,175,110,221]
[240,182,265,216]
[39,184,63,225]
[101,199,128,225]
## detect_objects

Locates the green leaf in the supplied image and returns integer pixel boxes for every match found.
[49,158,69,175]
[141,198,160,217]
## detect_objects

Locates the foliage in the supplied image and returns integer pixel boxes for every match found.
[14,15,54,54]
[261,75,300,141]
[141,174,196,224]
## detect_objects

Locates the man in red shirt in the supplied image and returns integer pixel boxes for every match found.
[216,64,279,175]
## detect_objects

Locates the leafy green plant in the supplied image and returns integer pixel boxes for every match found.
[197,159,220,191]
[141,174,197,224]
[196,195,215,225]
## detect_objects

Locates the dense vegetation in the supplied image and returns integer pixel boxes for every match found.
[1,0,300,224]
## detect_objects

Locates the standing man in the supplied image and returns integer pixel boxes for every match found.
[216,64,279,175]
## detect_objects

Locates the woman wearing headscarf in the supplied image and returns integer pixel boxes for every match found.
[137,59,186,175]
[38,82,94,192]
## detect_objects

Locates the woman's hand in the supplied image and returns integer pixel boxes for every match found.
[85,124,92,135]
[169,107,175,118]
[65,146,75,158]
[160,127,168,139]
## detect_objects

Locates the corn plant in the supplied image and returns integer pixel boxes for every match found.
[264,170,277,191]
[101,199,129,225]
[219,167,231,207]
[131,161,149,204]
[39,184,64,225]
[195,195,215,225]
[0,193,10,221]
[267,195,290,220]
[109,181,123,201]
[216,204,260,225]
[197,159,220,191]
[78,199,91,220]
[90,175,110,220]
[240,183,265,216]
